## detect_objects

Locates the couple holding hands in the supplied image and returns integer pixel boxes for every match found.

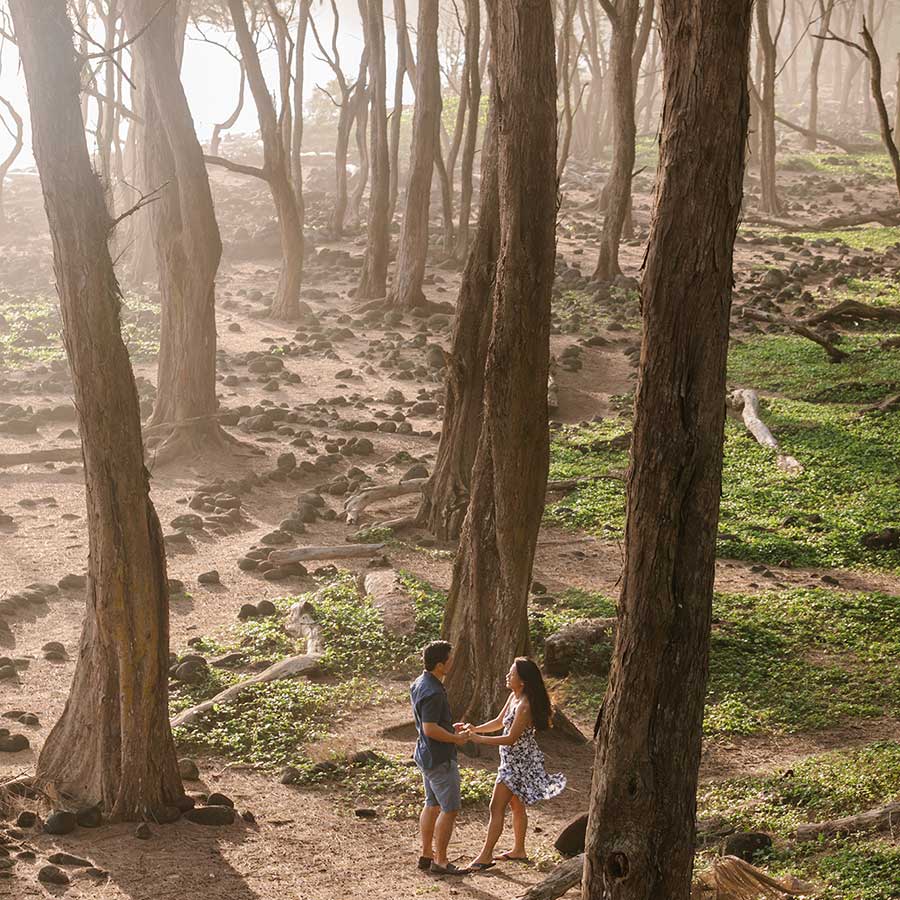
[410,640,566,876]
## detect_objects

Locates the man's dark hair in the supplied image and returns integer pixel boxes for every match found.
[423,640,452,672]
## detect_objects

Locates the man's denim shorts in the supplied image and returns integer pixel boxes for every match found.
[419,758,461,812]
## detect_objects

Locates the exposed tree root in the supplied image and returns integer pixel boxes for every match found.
[268,544,388,565]
[804,298,900,326]
[344,479,429,524]
[742,308,848,362]
[0,448,82,468]
[145,420,260,469]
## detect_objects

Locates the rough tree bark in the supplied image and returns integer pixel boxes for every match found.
[357,0,391,299]
[417,92,500,540]
[389,0,441,308]
[123,0,230,464]
[388,0,408,222]
[442,0,557,723]
[10,0,182,819]
[582,1,752,898]
[222,0,304,320]
[593,0,640,282]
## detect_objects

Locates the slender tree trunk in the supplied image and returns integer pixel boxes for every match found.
[593,0,640,282]
[442,0,557,723]
[755,0,782,215]
[357,0,391,299]
[210,63,245,156]
[225,0,304,319]
[807,0,836,150]
[582,2,752,898]
[123,0,228,463]
[453,0,482,260]
[388,0,408,222]
[0,97,24,224]
[11,0,182,820]
[861,19,900,200]
[418,93,499,541]
[292,0,313,199]
[350,72,370,227]
[390,0,441,308]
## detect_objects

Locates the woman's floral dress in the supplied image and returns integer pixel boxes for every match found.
[497,701,566,805]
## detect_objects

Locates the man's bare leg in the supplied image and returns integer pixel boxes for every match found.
[433,809,459,866]
[420,805,440,861]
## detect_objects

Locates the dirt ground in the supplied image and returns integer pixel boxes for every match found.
[2,159,899,899]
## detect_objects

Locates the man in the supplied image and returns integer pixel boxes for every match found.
[410,640,470,876]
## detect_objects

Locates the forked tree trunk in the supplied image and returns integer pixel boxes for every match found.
[357,0,391,299]
[418,94,499,540]
[124,0,229,464]
[225,0,304,319]
[593,0,640,282]
[582,1,752,898]
[388,0,408,222]
[860,19,900,200]
[755,0,782,215]
[807,0,836,150]
[453,0,482,260]
[10,0,182,819]
[390,0,441,308]
[210,63,245,157]
[0,97,24,224]
[442,0,557,723]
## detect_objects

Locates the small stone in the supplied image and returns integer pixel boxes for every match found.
[723,832,773,862]
[198,570,220,585]
[238,603,259,620]
[241,810,256,824]
[47,852,93,867]
[16,811,37,828]
[75,806,103,828]
[178,758,200,780]
[134,823,153,840]
[206,792,235,808]
[354,808,377,819]
[255,599,278,617]
[184,806,235,826]
[58,573,87,590]
[0,733,29,753]
[37,864,70,885]
[44,810,78,835]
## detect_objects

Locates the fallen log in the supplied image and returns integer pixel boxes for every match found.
[773,110,876,155]
[742,308,848,363]
[794,800,900,842]
[343,479,428,525]
[815,207,900,228]
[518,853,583,900]
[0,448,82,468]
[729,389,803,474]
[171,652,322,728]
[804,298,900,326]
[859,393,900,414]
[268,544,387,565]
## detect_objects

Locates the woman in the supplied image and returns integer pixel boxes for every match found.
[463,658,566,871]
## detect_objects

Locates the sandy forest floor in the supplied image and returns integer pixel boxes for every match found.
[1,141,900,900]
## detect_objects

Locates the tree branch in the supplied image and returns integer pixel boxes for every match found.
[203,154,270,181]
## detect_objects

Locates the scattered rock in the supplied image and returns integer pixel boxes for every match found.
[198,570,220,585]
[37,864,70,886]
[44,810,78,836]
[206,792,235,808]
[354,808,377,819]
[178,758,200,780]
[134,823,153,840]
[75,806,103,828]
[723,832,773,862]
[47,852,93,867]
[184,806,235,826]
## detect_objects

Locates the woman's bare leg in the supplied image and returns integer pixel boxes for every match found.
[470,781,514,865]
[507,795,528,858]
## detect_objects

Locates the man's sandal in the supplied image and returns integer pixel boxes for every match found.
[469,862,496,872]
[430,861,469,876]
[417,856,433,871]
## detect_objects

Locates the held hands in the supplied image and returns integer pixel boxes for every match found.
[454,722,482,743]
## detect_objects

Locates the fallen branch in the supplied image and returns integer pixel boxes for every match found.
[742,308,848,362]
[0,448,83,468]
[170,653,322,728]
[804,298,900,326]
[547,473,627,490]
[344,479,428,525]
[744,207,900,231]
[772,110,876,155]
[730,389,803,474]
[794,800,900,842]
[268,544,387,565]
[518,854,583,900]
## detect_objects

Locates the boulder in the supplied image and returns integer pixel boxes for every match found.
[544,618,616,677]
[361,570,416,636]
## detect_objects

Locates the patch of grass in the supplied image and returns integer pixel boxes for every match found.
[842,276,900,308]
[342,755,496,819]
[546,402,900,571]
[168,668,239,715]
[792,226,900,253]
[555,587,900,737]
[729,334,900,403]
[0,291,160,367]
[171,677,386,772]
[780,150,896,181]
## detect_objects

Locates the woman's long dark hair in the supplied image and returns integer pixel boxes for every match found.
[514,657,553,731]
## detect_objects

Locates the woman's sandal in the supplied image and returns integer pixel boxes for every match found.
[497,852,530,862]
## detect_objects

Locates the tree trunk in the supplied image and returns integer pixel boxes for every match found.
[807,0,835,150]
[0,97,24,224]
[418,93,499,540]
[861,19,900,201]
[357,0,391,299]
[388,0,408,222]
[582,1,752,898]
[225,0,304,320]
[210,63,245,157]
[453,0,482,260]
[593,0,640,282]
[755,0,782,215]
[124,0,228,464]
[10,0,182,819]
[390,0,441,308]
[292,0,313,201]
[442,0,557,723]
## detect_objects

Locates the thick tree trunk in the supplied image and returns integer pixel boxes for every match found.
[593,0,639,282]
[124,0,228,464]
[582,1,752,898]
[388,0,408,222]
[442,0,557,723]
[226,0,304,320]
[453,0,482,260]
[390,0,441,308]
[418,95,499,540]
[357,0,391,299]
[755,0,782,215]
[11,0,182,819]
[807,0,835,150]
